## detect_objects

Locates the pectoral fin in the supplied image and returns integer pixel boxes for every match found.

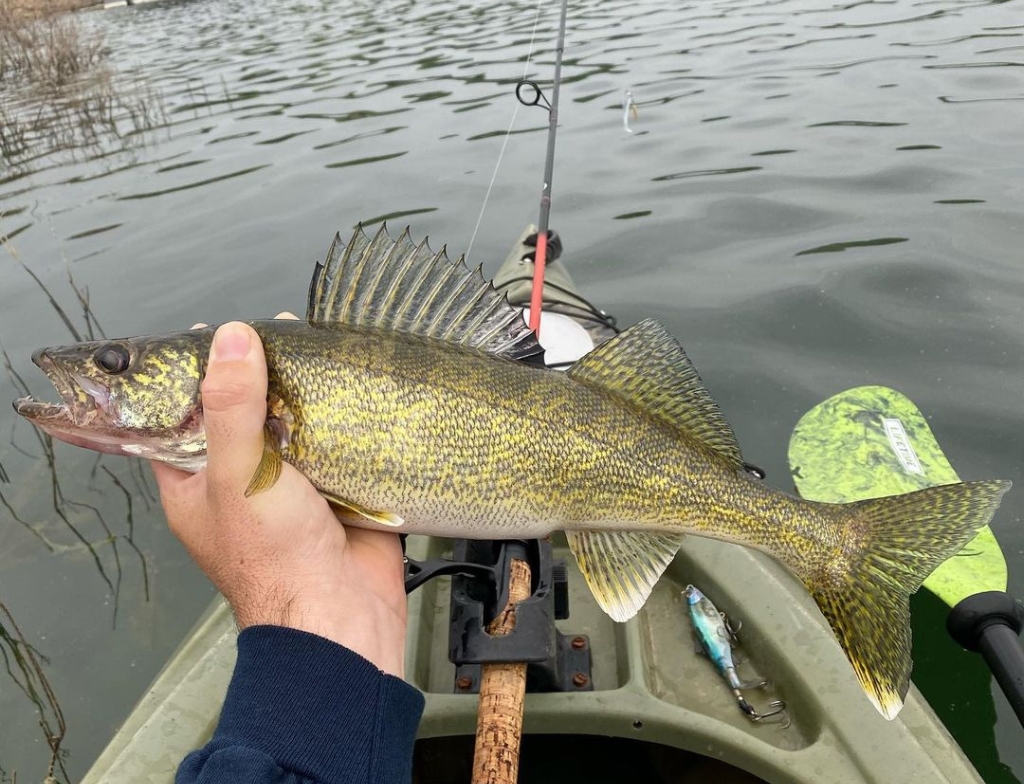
[244,425,283,497]
[566,529,683,622]
[323,492,405,528]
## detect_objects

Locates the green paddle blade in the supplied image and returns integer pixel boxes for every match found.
[789,385,1007,607]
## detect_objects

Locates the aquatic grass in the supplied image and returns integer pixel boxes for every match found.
[0,237,155,782]
[0,235,153,613]
[0,0,167,170]
[0,601,69,784]
[0,73,168,170]
[0,0,160,630]
[0,0,103,89]
[0,343,117,594]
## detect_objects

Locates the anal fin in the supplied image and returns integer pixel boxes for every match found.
[566,529,683,622]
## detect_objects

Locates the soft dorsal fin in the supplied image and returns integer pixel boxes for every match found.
[568,319,744,466]
[306,224,542,361]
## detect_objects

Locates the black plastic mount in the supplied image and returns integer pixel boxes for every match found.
[948,591,1024,727]
[522,230,563,265]
[405,537,593,694]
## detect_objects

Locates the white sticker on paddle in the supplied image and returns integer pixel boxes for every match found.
[883,417,923,475]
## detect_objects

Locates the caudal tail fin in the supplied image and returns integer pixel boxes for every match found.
[809,479,1011,719]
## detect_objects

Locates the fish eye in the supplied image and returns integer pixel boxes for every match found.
[94,344,131,375]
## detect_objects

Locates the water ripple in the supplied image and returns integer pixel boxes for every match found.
[116,164,270,200]
[795,236,909,255]
[325,151,407,169]
[652,166,762,181]
[66,223,122,240]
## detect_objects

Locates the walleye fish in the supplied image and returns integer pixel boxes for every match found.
[13,224,1010,720]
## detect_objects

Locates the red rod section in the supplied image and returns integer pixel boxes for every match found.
[528,233,548,333]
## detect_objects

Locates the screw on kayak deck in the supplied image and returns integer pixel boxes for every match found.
[572,672,589,688]
[571,636,587,650]
[457,676,474,691]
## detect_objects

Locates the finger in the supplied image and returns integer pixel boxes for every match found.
[201,322,268,499]
[275,311,299,320]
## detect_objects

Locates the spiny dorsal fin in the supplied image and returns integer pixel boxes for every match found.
[306,224,542,361]
[568,319,743,467]
[566,529,683,622]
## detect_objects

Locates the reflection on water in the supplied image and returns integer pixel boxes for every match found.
[1,0,1023,780]
[0,76,165,174]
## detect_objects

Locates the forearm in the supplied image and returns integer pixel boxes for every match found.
[177,626,424,784]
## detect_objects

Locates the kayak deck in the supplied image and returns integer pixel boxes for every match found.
[81,535,983,784]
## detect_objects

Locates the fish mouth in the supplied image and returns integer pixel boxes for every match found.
[13,349,207,465]
[13,351,112,430]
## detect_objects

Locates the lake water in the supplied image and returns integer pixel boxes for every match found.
[1,0,1022,780]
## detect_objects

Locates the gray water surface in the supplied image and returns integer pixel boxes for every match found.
[1,0,1023,780]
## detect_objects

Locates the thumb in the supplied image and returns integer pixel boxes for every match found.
[201,322,268,498]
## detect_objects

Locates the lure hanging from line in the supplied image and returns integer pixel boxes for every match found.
[623,88,638,134]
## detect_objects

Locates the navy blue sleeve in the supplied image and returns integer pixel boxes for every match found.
[176,625,425,784]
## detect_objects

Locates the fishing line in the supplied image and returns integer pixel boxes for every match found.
[465,3,545,264]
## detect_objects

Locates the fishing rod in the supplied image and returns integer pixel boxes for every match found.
[470,4,572,781]
[516,0,570,336]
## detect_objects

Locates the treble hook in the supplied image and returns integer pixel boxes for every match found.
[735,690,789,725]
[516,80,552,112]
[727,666,789,725]
[727,671,789,725]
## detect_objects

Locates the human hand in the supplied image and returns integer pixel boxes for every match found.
[150,317,408,677]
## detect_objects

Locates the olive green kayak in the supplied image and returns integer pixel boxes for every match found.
[80,227,985,784]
